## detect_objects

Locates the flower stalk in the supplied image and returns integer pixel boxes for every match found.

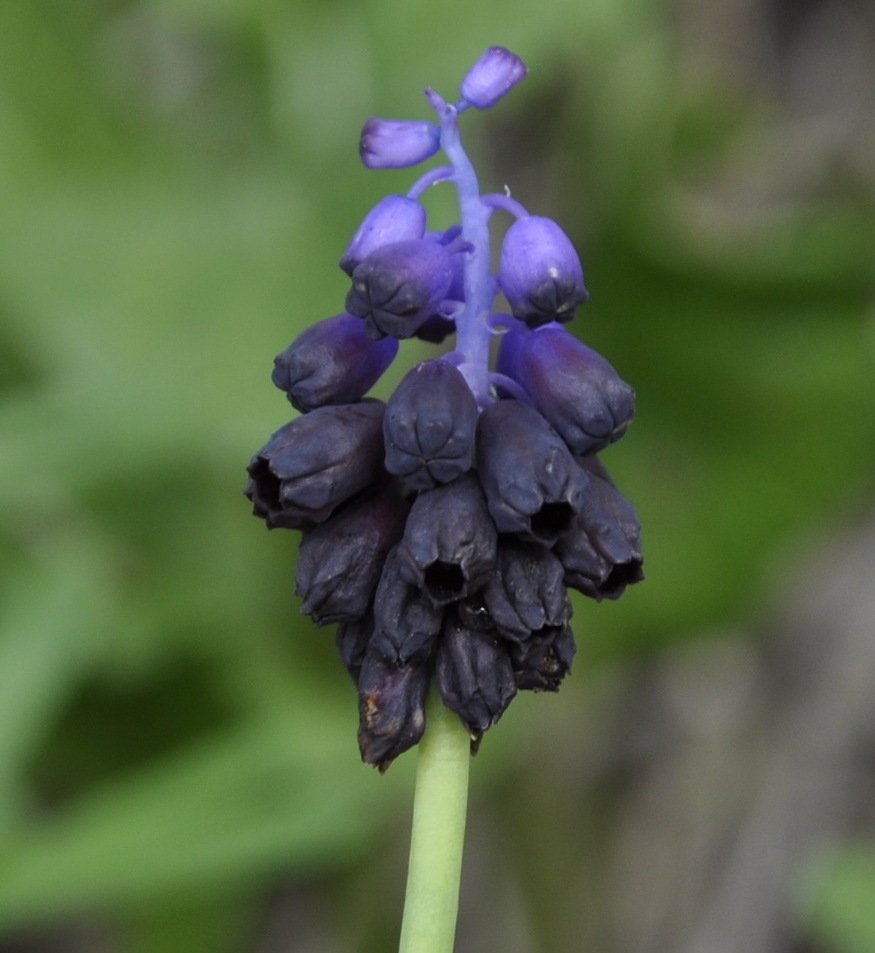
[398,688,471,953]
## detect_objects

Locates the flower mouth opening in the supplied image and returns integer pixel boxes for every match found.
[530,501,575,541]
[424,560,467,602]
[600,560,645,598]
[250,458,281,509]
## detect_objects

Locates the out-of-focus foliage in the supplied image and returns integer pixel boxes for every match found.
[1,0,873,951]
[809,851,875,953]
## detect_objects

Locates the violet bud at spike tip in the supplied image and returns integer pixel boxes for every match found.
[359,118,441,169]
[244,47,643,769]
[459,46,528,109]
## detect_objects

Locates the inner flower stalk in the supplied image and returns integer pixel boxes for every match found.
[426,89,495,407]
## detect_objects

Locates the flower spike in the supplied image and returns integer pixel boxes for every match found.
[245,47,643,769]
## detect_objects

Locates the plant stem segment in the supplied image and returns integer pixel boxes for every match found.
[427,89,494,407]
[398,688,471,953]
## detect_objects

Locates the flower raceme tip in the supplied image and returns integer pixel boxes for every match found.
[244,46,643,770]
[459,46,528,109]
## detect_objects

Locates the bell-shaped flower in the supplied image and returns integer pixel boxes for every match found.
[510,622,576,691]
[272,313,398,413]
[295,480,410,625]
[498,216,588,327]
[482,541,571,641]
[356,647,429,771]
[340,195,427,276]
[435,610,517,739]
[459,47,528,109]
[498,324,635,454]
[395,471,497,606]
[359,118,441,169]
[555,456,644,600]
[346,239,455,339]
[370,545,445,665]
[244,401,385,529]
[476,399,589,545]
[384,360,478,490]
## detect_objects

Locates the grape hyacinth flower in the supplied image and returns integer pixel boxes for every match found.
[244,46,643,953]
[245,45,642,768]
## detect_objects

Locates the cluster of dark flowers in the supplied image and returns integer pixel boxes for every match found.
[245,48,643,770]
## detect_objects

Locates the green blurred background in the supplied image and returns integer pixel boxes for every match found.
[1,0,874,951]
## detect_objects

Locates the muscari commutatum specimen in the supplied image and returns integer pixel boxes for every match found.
[246,46,643,951]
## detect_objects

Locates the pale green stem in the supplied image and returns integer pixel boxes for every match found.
[398,689,471,953]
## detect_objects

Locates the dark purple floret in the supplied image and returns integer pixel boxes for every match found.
[553,526,609,600]
[476,399,589,545]
[245,401,385,529]
[295,480,410,625]
[395,471,497,606]
[357,648,429,771]
[340,195,427,276]
[359,118,441,169]
[497,324,635,455]
[384,360,479,490]
[272,313,398,413]
[483,540,571,641]
[459,46,528,109]
[346,240,455,340]
[435,611,517,739]
[370,545,446,665]
[509,622,576,692]
[498,216,588,327]
[556,456,644,600]
[336,612,375,683]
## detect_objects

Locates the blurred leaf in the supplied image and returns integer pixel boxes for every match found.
[806,850,875,953]
[121,887,256,953]
[0,703,409,930]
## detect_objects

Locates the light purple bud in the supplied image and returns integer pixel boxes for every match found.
[459,47,528,109]
[497,324,635,455]
[359,118,441,169]
[499,216,588,327]
[340,195,427,276]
